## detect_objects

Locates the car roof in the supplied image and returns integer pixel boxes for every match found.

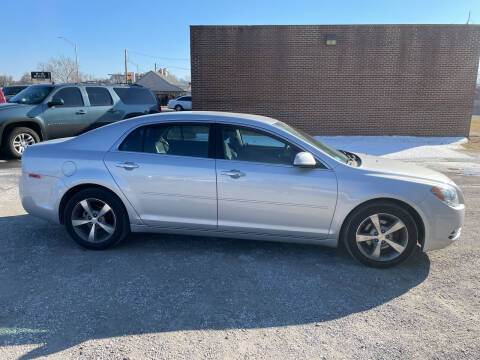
[3,84,29,87]
[64,111,336,169]
[26,83,145,89]
[54,83,142,88]
[68,111,277,151]
[127,111,277,126]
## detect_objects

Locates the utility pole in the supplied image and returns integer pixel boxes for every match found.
[154,63,157,72]
[124,49,128,84]
[58,36,79,82]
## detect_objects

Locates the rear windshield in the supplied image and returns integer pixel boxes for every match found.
[114,87,156,105]
[3,86,27,96]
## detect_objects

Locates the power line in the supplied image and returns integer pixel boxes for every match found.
[128,49,190,62]
[128,52,191,71]
[126,50,191,72]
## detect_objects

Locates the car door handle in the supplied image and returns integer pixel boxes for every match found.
[221,169,245,178]
[115,162,139,170]
[76,110,87,114]
[107,109,118,113]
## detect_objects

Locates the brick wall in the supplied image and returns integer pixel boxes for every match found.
[190,25,480,137]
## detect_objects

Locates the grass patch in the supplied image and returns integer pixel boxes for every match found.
[471,116,480,134]
[463,116,480,151]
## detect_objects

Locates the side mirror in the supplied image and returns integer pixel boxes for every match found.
[48,98,64,107]
[293,152,317,167]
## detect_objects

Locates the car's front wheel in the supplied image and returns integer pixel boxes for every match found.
[4,126,40,158]
[64,188,130,249]
[342,201,418,268]
[174,105,183,111]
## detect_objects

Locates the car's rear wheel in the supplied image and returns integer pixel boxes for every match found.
[64,188,130,249]
[342,201,418,268]
[174,105,183,111]
[4,127,40,158]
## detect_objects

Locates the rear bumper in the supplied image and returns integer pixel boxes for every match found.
[19,172,63,224]
[419,195,465,252]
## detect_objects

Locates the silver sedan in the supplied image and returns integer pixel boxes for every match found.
[19,112,465,267]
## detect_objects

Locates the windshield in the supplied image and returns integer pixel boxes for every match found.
[9,85,53,105]
[273,121,350,164]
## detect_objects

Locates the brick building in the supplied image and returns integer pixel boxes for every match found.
[190,25,480,136]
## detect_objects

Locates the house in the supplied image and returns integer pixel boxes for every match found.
[136,69,189,105]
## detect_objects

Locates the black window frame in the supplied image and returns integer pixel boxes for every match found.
[86,86,114,106]
[118,122,216,159]
[51,86,84,107]
[215,123,326,168]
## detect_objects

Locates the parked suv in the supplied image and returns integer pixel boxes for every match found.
[0,83,159,158]
[167,95,192,111]
[2,85,29,101]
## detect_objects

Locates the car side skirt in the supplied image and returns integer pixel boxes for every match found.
[130,224,338,248]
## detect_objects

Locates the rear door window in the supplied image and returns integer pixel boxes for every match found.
[52,87,84,106]
[119,123,211,158]
[86,87,113,106]
[114,87,156,105]
[118,126,145,152]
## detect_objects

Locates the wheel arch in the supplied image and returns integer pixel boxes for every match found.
[59,183,129,225]
[338,197,426,249]
[0,118,45,147]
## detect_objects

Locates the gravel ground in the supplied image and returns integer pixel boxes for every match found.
[0,154,479,360]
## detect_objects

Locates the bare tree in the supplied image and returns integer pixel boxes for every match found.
[35,55,96,83]
[37,55,77,83]
[0,75,13,87]
[18,72,33,84]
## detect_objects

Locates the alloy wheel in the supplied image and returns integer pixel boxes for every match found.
[71,198,117,244]
[12,133,36,154]
[355,213,409,262]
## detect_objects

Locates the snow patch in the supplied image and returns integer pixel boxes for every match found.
[315,136,470,160]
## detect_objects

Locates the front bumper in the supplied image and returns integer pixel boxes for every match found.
[418,194,465,252]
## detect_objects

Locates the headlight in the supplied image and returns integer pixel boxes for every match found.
[431,186,459,206]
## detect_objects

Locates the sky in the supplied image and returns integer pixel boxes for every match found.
[2,0,480,81]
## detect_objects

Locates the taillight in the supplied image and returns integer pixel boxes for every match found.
[158,103,162,112]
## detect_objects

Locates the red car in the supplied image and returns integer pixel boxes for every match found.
[0,88,6,104]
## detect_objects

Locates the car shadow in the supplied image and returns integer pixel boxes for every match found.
[0,154,21,169]
[0,214,430,359]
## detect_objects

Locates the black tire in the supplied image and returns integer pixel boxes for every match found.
[342,201,418,268]
[174,105,183,111]
[3,126,40,159]
[64,188,130,250]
